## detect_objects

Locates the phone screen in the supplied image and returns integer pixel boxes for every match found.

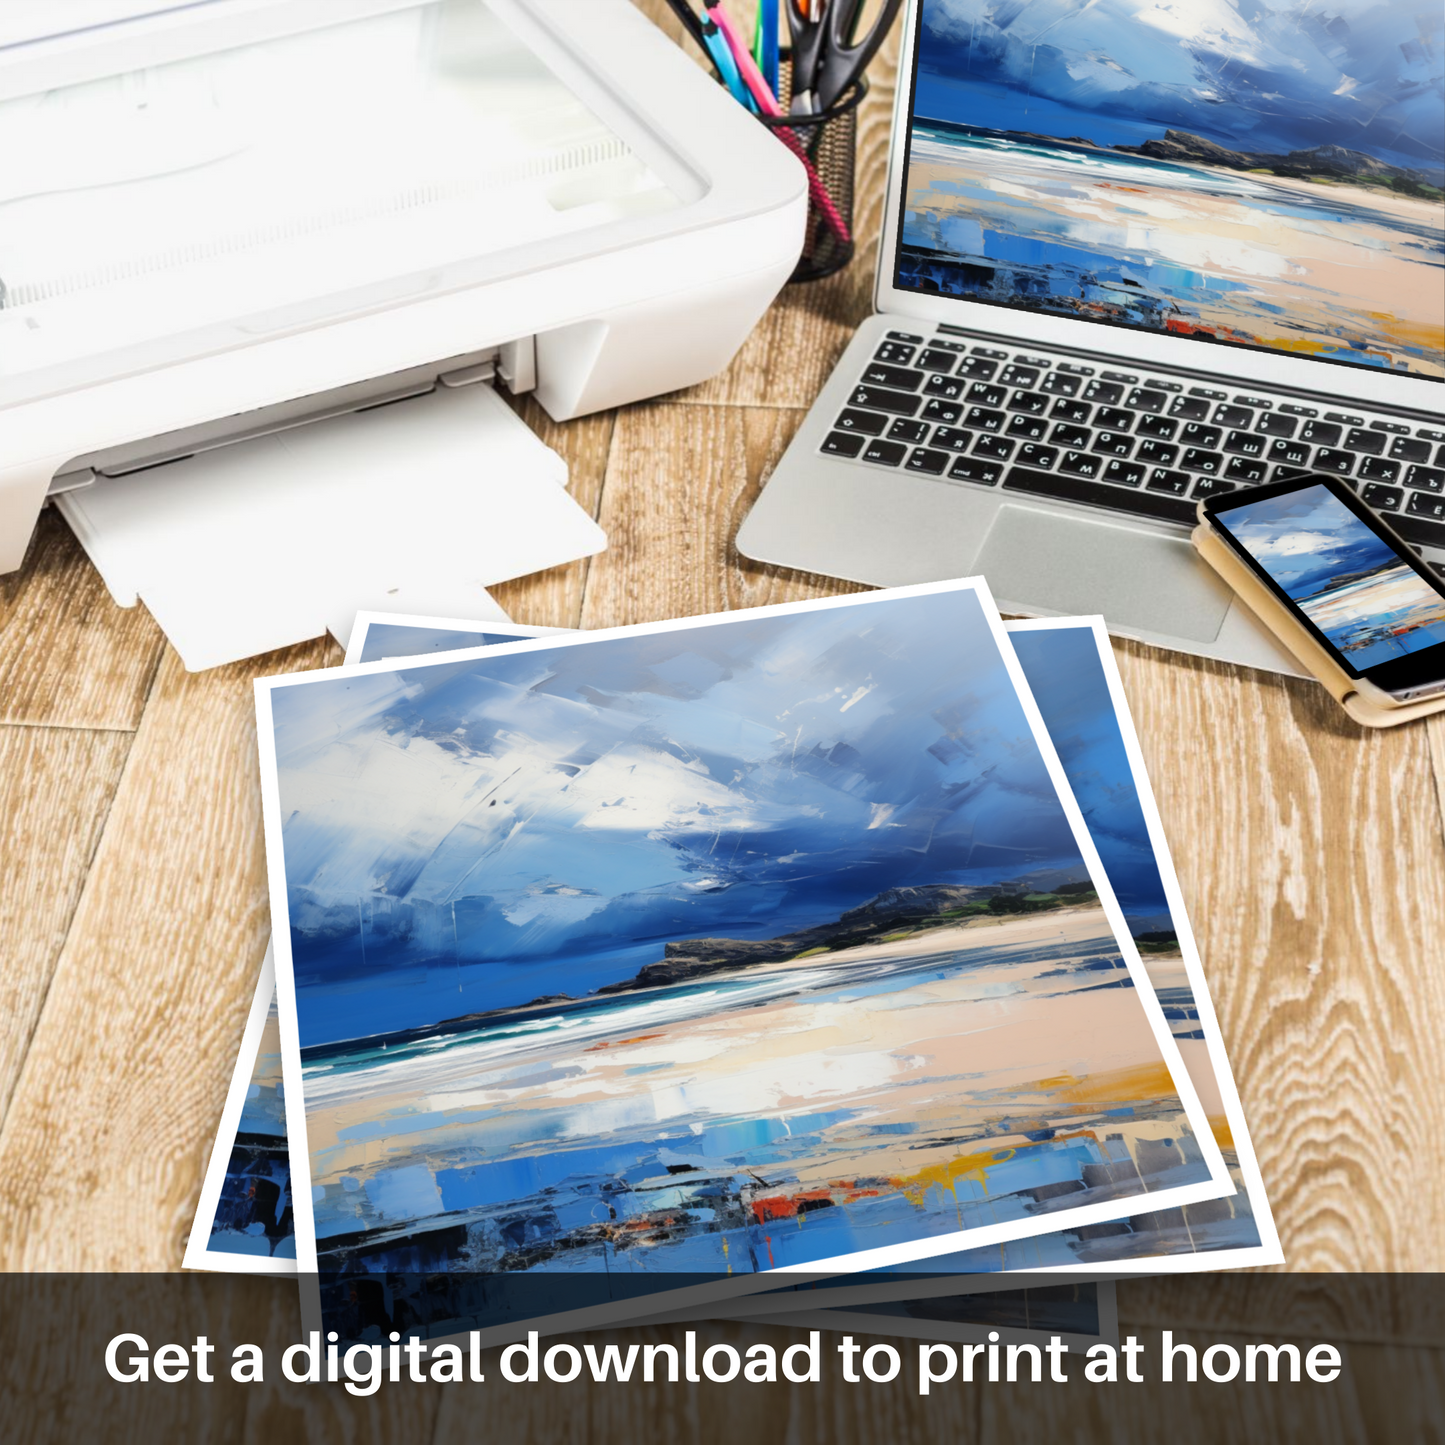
[1207,477,1445,693]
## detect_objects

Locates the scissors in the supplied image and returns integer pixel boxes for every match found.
[785,0,903,113]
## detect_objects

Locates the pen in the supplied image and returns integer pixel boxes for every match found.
[705,3,852,246]
[754,0,780,98]
[700,12,756,109]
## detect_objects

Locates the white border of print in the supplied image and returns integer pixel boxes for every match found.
[254,577,1233,1341]
[341,612,569,667]
[182,942,293,1277]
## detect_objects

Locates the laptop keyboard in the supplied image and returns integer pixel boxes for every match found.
[821,330,1445,556]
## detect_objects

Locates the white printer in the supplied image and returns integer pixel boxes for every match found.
[0,0,806,665]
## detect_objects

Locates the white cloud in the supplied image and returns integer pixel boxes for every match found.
[1245,529,1335,558]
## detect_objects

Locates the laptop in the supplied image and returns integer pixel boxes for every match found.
[737,0,1444,673]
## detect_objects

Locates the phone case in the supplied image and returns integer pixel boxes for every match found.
[1192,520,1445,729]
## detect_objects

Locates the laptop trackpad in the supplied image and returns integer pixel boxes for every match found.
[976,505,1233,643]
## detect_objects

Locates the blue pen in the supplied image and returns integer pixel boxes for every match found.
[701,14,755,110]
[758,0,780,97]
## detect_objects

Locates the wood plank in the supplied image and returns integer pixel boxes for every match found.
[0,509,165,730]
[0,725,133,1126]
[1109,638,1445,1270]
[490,397,614,630]
[0,638,337,1270]
[579,403,867,631]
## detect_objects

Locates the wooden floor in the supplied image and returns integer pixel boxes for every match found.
[1,6,1442,1441]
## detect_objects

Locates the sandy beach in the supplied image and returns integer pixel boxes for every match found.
[903,130,1444,375]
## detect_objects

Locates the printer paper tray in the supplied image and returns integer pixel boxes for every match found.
[57,384,605,671]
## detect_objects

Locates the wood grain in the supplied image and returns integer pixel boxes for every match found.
[581,403,866,631]
[0,725,133,1126]
[0,639,336,1269]
[0,509,165,730]
[1109,637,1445,1270]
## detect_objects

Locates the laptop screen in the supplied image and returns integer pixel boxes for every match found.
[894,0,1444,380]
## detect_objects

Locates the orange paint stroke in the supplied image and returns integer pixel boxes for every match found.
[584,1033,664,1052]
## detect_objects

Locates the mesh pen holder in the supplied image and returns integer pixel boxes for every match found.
[759,66,867,283]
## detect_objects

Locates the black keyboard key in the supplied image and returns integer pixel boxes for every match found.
[1095,406,1134,432]
[916,348,959,373]
[906,447,950,475]
[1407,491,1445,521]
[887,418,931,444]
[1256,413,1298,438]
[1344,428,1384,455]
[1081,380,1123,405]
[1006,414,1048,441]
[1193,477,1237,499]
[930,426,973,452]
[970,345,1008,359]
[1169,395,1211,421]
[1273,464,1316,481]
[1060,451,1103,478]
[1314,448,1354,476]
[1437,445,1445,466]
[1102,370,1138,384]
[1136,414,1178,440]
[1181,448,1223,474]
[1326,411,1363,425]
[932,339,968,352]
[1051,423,1091,449]
[948,457,1003,485]
[1189,386,1227,401]
[1180,423,1222,449]
[1050,398,1092,424]
[1387,436,1430,463]
[1361,483,1402,511]
[1092,432,1134,458]
[1359,457,1400,483]
[1008,390,1050,415]
[967,382,1008,407]
[965,406,1006,432]
[835,408,889,436]
[1041,372,1080,397]
[1136,440,1179,467]
[1225,456,1268,483]
[1103,460,1145,487]
[1268,438,1311,467]
[1004,465,1197,524]
[850,384,921,417]
[957,356,999,380]
[998,364,1040,388]
[1017,444,1058,469]
[922,398,963,424]
[860,438,907,467]
[1300,420,1341,446]
[1214,404,1254,429]
[874,342,916,365]
[923,374,966,400]
[1392,513,1445,550]
[1406,465,1445,493]
[1279,403,1317,418]
[1126,388,1167,413]
[862,362,925,390]
[973,435,1015,461]
[1147,469,1192,495]
[1223,430,1266,458]
[821,431,865,457]
[886,330,923,343]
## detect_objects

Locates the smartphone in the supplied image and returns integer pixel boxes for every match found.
[1201,473,1445,705]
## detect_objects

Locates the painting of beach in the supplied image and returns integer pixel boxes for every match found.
[1222,484,1445,667]
[901,0,1444,375]
[261,585,1222,1334]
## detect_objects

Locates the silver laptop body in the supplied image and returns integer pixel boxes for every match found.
[738,0,1444,674]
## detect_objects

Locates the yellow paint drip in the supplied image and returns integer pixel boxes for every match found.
[890,1146,1015,1209]
[1028,1062,1177,1106]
